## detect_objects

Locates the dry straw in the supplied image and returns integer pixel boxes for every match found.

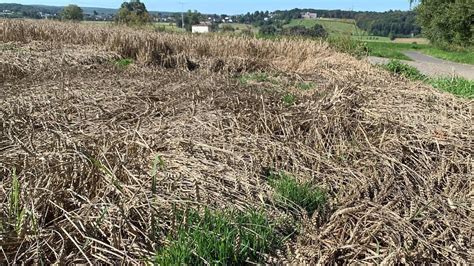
[0,19,472,264]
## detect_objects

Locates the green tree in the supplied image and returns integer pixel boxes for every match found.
[282,25,328,38]
[176,10,201,32]
[412,0,473,47]
[61,4,83,21]
[116,0,151,25]
[259,25,277,35]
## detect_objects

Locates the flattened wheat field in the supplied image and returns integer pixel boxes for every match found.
[0,20,472,264]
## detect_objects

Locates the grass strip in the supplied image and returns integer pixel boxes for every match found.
[384,59,474,99]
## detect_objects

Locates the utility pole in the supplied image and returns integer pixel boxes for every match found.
[179,2,186,28]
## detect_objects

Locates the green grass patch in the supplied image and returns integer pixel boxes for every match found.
[419,47,474,65]
[365,42,424,61]
[153,22,186,33]
[282,93,296,106]
[297,82,315,91]
[285,18,364,36]
[384,59,425,80]
[155,208,282,265]
[1,169,34,238]
[238,72,276,85]
[115,58,134,68]
[384,59,474,99]
[429,77,474,99]
[269,172,327,215]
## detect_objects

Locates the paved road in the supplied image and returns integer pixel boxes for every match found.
[368,51,474,80]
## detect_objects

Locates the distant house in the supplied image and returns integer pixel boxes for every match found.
[301,12,317,19]
[192,24,211,33]
[39,12,53,19]
[0,10,13,15]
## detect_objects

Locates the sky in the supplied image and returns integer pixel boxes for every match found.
[2,0,412,14]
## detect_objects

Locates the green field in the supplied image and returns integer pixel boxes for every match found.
[153,22,186,32]
[219,23,258,34]
[285,18,365,36]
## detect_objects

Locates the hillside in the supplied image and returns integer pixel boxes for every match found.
[284,18,365,36]
[273,8,421,37]
[0,20,472,264]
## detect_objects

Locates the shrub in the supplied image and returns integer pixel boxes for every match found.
[328,35,369,58]
[388,32,395,41]
[221,24,235,32]
[259,25,277,35]
[282,24,328,38]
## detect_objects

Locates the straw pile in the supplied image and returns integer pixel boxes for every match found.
[0,20,472,264]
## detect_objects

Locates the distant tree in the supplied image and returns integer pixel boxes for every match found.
[61,4,83,21]
[116,0,151,25]
[176,10,201,31]
[259,25,277,35]
[93,10,98,16]
[414,0,473,47]
[282,24,328,38]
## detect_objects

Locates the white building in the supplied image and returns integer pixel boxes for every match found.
[301,12,318,19]
[192,24,211,33]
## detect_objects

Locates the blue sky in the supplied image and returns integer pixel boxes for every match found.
[2,0,412,14]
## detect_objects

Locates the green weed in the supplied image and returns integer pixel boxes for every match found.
[1,169,27,236]
[269,172,327,216]
[155,208,282,265]
[384,59,426,80]
[327,35,369,58]
[297,82,315,91]
[10,170,25,235]
[115,58,134,68]
[282,93,296,106]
